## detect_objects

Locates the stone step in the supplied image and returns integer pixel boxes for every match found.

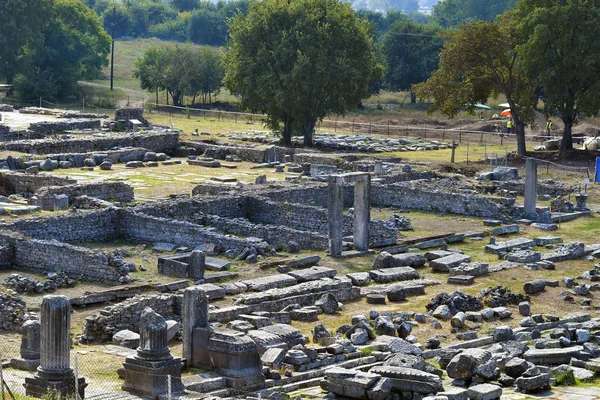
[571,358,600,373]
[183,375,227,393]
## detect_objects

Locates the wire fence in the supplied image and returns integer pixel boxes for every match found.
[0,342,183,400]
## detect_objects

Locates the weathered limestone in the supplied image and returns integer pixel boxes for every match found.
[328,173,371,257]
[430,253,472,272]
[523,346,584,365]
[370,366,443,394]
[25,296,86,399]
[182,287,211,369]
[208,330,265,390]
[121,308,185,398]
[11,319,41,370]
[524,158,537,219]
[188,250,206,280]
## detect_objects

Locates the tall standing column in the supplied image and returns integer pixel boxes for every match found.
[328,176,344,258]
[353,176,371,252]
[25,295,86,399]
[524,157,537,219]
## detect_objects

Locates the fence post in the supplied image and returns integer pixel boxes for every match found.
[1,361,5,400]
[459,129,462,143]
[466,141,470,164]
[75,353,80,400]
[387,122,390,135]
[451,140,456,164]
[168,374,172,400]
[442,130,445,142]
[352,119,355,134]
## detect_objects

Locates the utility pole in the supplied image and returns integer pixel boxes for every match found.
[110,4,116,91]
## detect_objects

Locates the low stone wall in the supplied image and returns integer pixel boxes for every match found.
[82,293,182,341]
[3,172,76,194]
[34,181,134,210]
[118,210,269,253]
[8,209,119,243]
[134,196,248,220]
[41,147,153,166]
[29,119,101,134]
[179,141,267,163]
[294,153,343,166]
[0,131,179,155]
[371,183,517,220]
[199,214,329,250]
[13,238,125,283]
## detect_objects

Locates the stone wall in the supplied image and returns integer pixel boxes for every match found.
[371,183,517,220]
[3,172,76,194]
[0,131,179,155]
[179,141,268,163]
[8,209,119,243]
[134,196,248,220]
[82,293,182,340]
[13,238,125,283]
[41,147,153,166]
[294,153,343,166]
[118,210,269,252]
[34,181,134,210]
[199,214,329,250]
[29,119,101,134]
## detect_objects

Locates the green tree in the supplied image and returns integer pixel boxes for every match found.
[515,0,600,151]
[172,0,199,12]
[432,0,516,28]
[224,0,381,146]
[134,44,224,106]
[414,19,537,155]
[380,18,443,102]
[0,0,50,86]
[13,0,111,99]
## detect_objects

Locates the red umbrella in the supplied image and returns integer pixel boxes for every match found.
[501,109,512,117]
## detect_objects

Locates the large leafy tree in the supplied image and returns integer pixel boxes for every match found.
[224,0,381,146]
[134,44,224,107]
[0,0,50,87]
[515,0,600,151]
[414,19,537,155]
[9,0,110,99]
[380,18,443,102]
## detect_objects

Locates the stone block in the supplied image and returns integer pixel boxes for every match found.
[467,384,502,400]
[287,266,337,282]
[430,253,472,272]
[447,275,474,285]
[369,267,420,283]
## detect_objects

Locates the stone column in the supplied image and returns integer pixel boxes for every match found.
[328,176,344,258]
[25,295,86,399]
[11,319,41,371]
[353,176,371,252]
[374,162,383,175]
[121,308,185,398]
[524,157,537,219]
[188,250,206,280]
[182,287,210,368]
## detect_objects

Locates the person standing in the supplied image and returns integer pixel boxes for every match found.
[506,118,513,134]
[546,118,553,136]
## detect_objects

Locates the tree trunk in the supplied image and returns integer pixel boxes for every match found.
[155,88,158,105]
[304,117,317,147]
[561,119,574,151]
[282,114,292,146]
[515,120,526,156]
[410,89,416,104]
[166,90,169,106]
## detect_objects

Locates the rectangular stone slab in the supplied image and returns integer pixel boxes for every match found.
[369,267,420,283]
[205,257,231,271]
[523,346,584,365]
[240,274,298,291]
[196,283,226,300]
[430,253,472,272]
[485,238,535,254]
[287,266,337,282]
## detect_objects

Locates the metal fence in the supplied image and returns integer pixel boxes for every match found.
[0,342,182,400]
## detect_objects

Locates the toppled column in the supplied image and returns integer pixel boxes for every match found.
[121,308,185,398]
[25,296,86,399]
[11,319,41,371]
[524,158,537,219]
[182,286,211,369]
[524,279,546,294]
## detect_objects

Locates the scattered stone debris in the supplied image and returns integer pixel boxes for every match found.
[3,272,77,294]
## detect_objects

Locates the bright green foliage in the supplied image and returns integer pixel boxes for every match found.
[4,0,110,99]
[224,0,381,146]
[515,0,600,151]
[134,44,224,107]
[414,19,537,155]
[0,0,50,86]
[379,18,443,102]
[432,0,516,28]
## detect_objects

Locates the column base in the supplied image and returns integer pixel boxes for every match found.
[121,356,186,398]
[25,371,86,399]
